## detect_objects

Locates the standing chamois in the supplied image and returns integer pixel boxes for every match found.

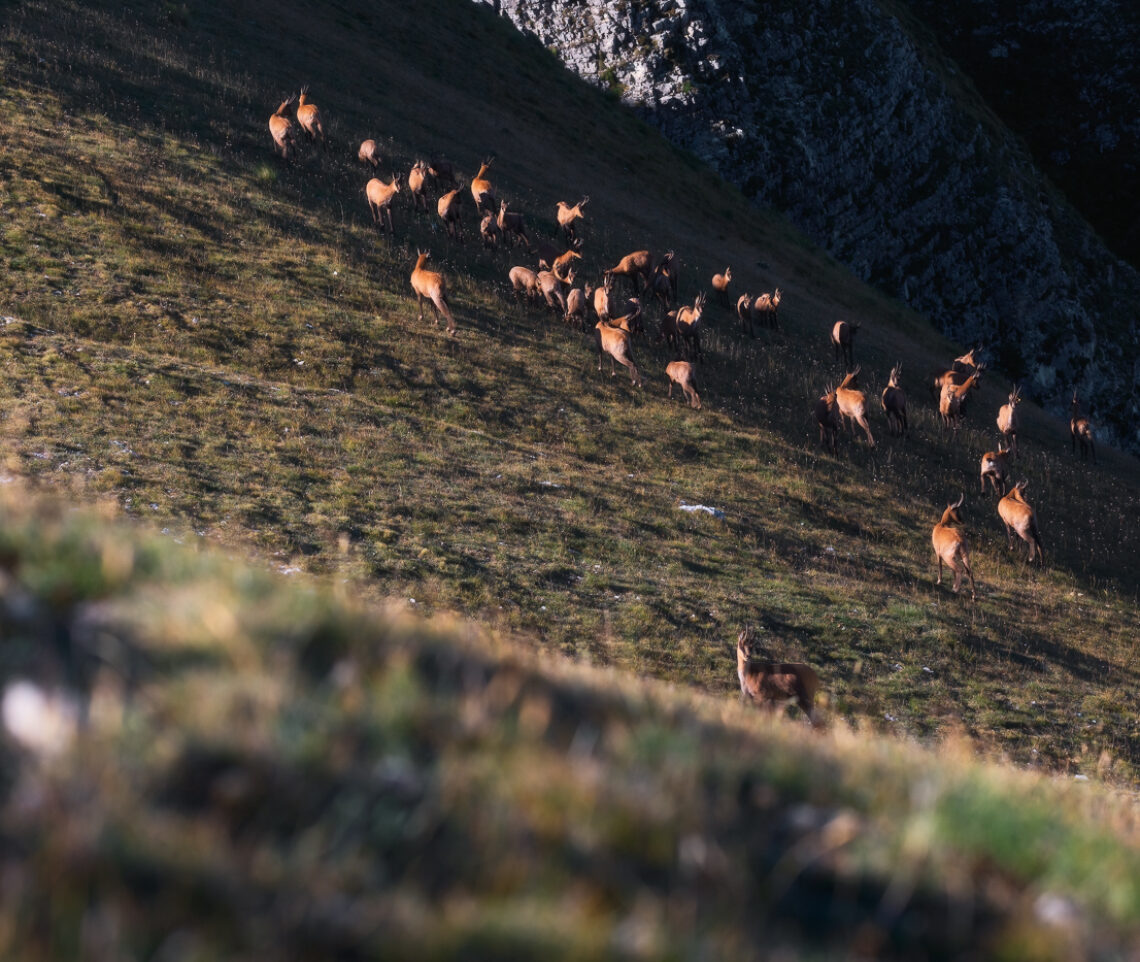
[666,360,702,410]
[365,174,403,234]
[407,160,434,213]
[555,197,588,242]
[711,266,732,303]
[736,627,820,725]
[609,250,654,296]
[814,384,841,455]
[296,87,326,149]
[1070,391,1096,463]
[880,363,907,437]
[979,444,1011,496]
[410,250,456,335]
[437,187,464,243]
[268,94,298,160]
[594,317,643,387]
[831,320,859,367]
[357,139,381,168]
[751,288,782,331]
[932,493,976,600]
[835,366,875,447]
[939,364,984,436]
[470,158,496,214]
[661,292,707,361]
[996,386,1022,458]
[997,480,1044,566]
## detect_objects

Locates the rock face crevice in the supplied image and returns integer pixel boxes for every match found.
[483,0,1140,452]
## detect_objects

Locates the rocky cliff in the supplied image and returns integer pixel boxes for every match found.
[482,0,1140,452]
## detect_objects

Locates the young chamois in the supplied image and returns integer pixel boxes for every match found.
[979,444,1011,496]
[814,384,841,455]
[437,187,464,243]
[407,160,434,213]
[508,265,541,300]
[666,360,702,410]
[410,250,456,335]
[996,386,1022,458]
[365,173,403,234]
[651,251,678,308]
[268,94,298,159]
[470,158,496,214]
[564,281,594,330]
[932,493,976,599]
[662,292,707,361]
[736,628,819,725]
[594,318,643,387]
[479,210,502,250]
[831,320,859,367]
[555,197,588,242]
[939,364,985,435]
[357,139,381,168]
[497,200,530,249]
[998,480,1044,566]
[296,87,326,149]
[880,363,907,437]
[835,367,875,447]
[1070,391,1096,463]
[751,288,782,331]
[609,250,654,296]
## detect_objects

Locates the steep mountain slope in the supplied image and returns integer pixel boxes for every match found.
[486,0,1140,452]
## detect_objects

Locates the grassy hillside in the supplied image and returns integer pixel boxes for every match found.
[3,0,1140,780]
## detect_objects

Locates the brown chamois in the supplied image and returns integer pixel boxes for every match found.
[365,173,403,234]
[814,384,841,455]
[565,281,594,330]
[996,386,1022,458]
[428,155,458,190]
[437,187,464,243]
[880,363,907,437]
[407,160,434,213]
[711,266,732,297]
[595,318,643,386]
[479,210,502,250]
[357,139,381,168]
[736,628,819,725]
[508,265,541,299]
[979,443,1011,496]
[410,250,456,335]
[666,360,702,410]
[470,157,496,214]
[537,268,574,315]
[555,196,588,242]
[551,247,582,281]
[751,287,782,331]
[268,94,298,159]
[835,366,875,447]
[593,271,615,323]
[737,293,755,337]
[496,200,531,249]
[651,251,678,308]
[998,480,1044,566]
[296,87,326,149]
[932,493,976,599]
[939,364,985,435]
[662,291,707,361]
[932,349,981,400]
[1070,391,1096,463]
[609,249,654,296]
[605,298,644,337]
[831,320,859,367]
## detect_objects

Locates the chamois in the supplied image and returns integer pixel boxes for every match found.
[996,386,1022,458]
[998,480,1044,566]
[296,87,326,149]
[831,320,859,367]
[551,247,582,281]
[268,94,298,160]
[651,251,678,308]
[939,364,984,435]
[666,360,702,410]
[594,319,643,386]
[407,160,433,213]
[536,268,574,315]
[428,155,458,190]
[1070,391,1096,463]
[410,250,456,335]
[751,288,782,331]
[880,363,907,437]
[555,197,588,242]
[736,628,819,725]
[814,384,841,455]
[711,266,732,301]
[508,265,541,299]
[365,173,403,234]
[357,139,381,168]
[932,493,976,599]
[979,444,1011,496]
[470,158,496,214]
[479,210,501,250]
[604,299,643,336]
[565,281,594,330]
[835,367,875,447]
[932,349,981,401]
[593,272,614,323]
[497,200,530,249]
[437,187,464,243]
[609,250,654,296]
[662,292,706,361]
[737,293,755,338]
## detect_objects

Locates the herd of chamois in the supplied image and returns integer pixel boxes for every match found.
[268,90,1100,723]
